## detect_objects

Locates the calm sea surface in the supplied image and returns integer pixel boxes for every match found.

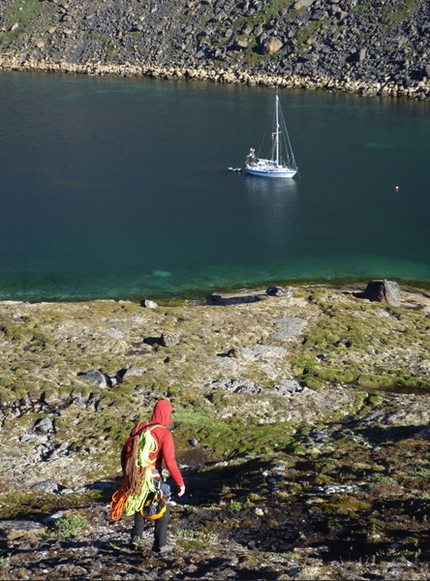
[2,71,430,301]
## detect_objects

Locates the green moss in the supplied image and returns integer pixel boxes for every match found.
[0,0,42,50]
[287,288,430,391]
[227,500,242,513]
[0,320,33,342]
[0,386,17,402]
[296,20,325,46]
[86,32,108,43]
[176,529,217,550]
[235,0,295,30]
[47,514,89,539]
[172,405,298,459]
[357,374,398,390]
[0,374,13,387]
[380,0,418,26]
[0,490,104,520]
[321,495,371,518]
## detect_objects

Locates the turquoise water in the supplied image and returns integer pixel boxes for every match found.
[2,71,430,301]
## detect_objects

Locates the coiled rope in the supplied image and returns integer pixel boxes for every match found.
[110,426,159,521]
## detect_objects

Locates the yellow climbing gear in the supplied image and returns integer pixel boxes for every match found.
[141,494,167,520]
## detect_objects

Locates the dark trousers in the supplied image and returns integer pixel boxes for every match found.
[131,480,171,549]
[132,504,170,549]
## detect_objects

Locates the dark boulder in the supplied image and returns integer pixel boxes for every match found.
[362,280,401,306]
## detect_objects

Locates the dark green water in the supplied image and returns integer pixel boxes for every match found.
[2,71,430,301]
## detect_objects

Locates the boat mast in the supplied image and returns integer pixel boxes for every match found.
[275,95,280,166]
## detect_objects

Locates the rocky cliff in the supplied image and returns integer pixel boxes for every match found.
[1,0,430,99]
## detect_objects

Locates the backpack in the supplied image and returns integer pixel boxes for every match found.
[110,423,164,521]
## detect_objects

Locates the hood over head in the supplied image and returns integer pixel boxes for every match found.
[150,399,173,427]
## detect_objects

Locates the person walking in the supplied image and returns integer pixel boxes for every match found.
[118,399,185,553]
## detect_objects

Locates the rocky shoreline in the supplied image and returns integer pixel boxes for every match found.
[3,54,429,100]
[2,0,430,100]
[1,281,430,579]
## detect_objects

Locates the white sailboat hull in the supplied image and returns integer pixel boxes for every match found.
[245,163,297,179]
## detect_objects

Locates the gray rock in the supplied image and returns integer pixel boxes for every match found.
[207,294,223,305]
[82,369,109,387]
[161,331,179,347]
[266,286,292,297]
[237,345,287,359]
[41,391,62,406]
[21,433,49,444]
[293,0,314,8]
[105,328,125,339]
[362,280,401,306]
[34,417,54,433]
[0,520,44,532]
[42,511,66,525]
[207,378,261,394]
[123,365,147,377]
[234,39,249,50]
[140,299,158,308]
[260,37,283,55]
[30,479,59,493]
[272,317,307,340]
[271,380,306,395]
[314,484,359,494]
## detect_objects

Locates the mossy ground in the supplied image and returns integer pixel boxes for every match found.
[1,285,430,578]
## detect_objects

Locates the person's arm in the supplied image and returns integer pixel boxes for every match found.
[158,429,185,493]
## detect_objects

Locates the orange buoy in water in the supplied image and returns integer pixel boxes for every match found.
[395,186,399,192]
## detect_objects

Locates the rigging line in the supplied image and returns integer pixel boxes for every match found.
[257,128,267,157]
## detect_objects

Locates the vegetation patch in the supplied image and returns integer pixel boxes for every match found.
[46,514,89,539]
[1,0,43,50]
[380,0,419,26]
[176,529,218,551]
[173,405,297,459]
[0,490,104,520]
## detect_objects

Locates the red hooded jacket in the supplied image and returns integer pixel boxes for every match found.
[121,399,184,488]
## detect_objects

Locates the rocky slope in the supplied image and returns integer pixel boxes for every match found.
[1,282,430,579]
[1,0,430,99]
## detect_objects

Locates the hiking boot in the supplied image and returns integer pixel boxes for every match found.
[130,536,141,550]
[151,543,173,555]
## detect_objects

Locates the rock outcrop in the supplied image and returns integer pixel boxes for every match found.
[1,0,430,99]
[362,279,402,306]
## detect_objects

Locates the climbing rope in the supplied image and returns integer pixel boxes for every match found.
[109,425,160,521]
[110,477,130,521]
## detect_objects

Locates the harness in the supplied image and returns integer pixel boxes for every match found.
[110,423,164,521]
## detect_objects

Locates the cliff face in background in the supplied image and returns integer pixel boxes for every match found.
[1,0,430,99]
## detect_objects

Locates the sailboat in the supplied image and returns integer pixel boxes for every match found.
[245,94,298,179]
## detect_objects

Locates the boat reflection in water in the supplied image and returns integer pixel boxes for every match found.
[243,175,299,254]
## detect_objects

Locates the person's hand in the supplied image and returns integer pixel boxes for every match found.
[177,485,185,497]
